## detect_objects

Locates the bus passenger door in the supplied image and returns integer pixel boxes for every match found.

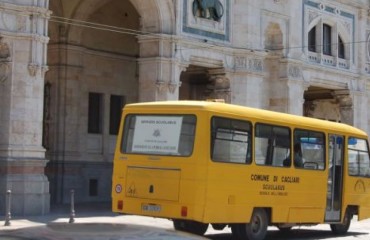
[325,135,344,222]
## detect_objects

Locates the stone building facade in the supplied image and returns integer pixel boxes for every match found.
[0,0,370,215]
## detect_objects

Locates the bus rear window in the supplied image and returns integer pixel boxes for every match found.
[121,115,196,156]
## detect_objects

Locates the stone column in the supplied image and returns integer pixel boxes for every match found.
[0,1,50,215]
[269,58,305,115]
[232,55,265,108]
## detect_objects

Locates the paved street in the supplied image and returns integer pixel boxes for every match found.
[0,204,369,240]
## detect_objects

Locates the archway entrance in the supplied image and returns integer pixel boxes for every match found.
[179,65,230,101]
[46,0,141,204]
[303,86,353,124]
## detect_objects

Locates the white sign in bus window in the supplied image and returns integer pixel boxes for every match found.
[132,116,183,154]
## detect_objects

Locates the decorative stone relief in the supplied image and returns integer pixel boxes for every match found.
[168,82,181,94]
[235,57,263,72]
[248,58,263,72]
[0,38,11,83]
[28,63,49,77]
[288,65,302,79]
[156,80,182,94]
[204,74,230,102]
[156,81,167,93]
[183,0,229,41]
[0,63,10,83]
[16,15,27,32]
[28,63,40,77]
[341,20,351,35]
[0,38,11,60]
[41,65,49,78]
[308,10,320,25]
[192,0,224,22]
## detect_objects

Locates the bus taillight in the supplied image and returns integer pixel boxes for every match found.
[181,206,188,217]
[117,200,123,210]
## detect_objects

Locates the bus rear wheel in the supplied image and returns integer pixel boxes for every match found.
[232,208,269,240]
[330,210,352,235]
[173,219,208,235]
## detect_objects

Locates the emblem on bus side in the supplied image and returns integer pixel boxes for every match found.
[153,129,161,137]
[355,179,366,193]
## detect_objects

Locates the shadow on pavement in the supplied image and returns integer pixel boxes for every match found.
[206,228,368,240]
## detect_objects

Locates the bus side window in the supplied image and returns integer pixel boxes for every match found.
[348,138,370,177]
[255,123,291,167]
[211,117,252,164]
[293,129,325,170]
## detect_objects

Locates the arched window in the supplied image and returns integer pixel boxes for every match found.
[323,24,332,55]
[308,26,316,52]
[338,35,345,59]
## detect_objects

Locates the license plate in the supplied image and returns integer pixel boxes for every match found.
[142,204,161,212]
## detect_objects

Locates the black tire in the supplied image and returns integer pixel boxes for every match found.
[232,209,269,240]
[173,219,208,236]
[330,210,352,235]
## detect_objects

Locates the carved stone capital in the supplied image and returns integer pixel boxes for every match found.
[156,81,167,93]
[28,63,39,77]
[0,62,10,83]
[41,65,49,78]
[156,80,181,94]
[168,82,181,94]
[0,38,11,61]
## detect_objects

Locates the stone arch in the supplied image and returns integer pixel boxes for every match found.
[337,21,351,60]
[67,0,124,44]
[49,0,63,16]
[48,0,64,43]
[66,0,174,45]
[307,15,320,31]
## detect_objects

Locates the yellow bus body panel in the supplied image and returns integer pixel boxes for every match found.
[126,167,181,201]
[112,101,370,225]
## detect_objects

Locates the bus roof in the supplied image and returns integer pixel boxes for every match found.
[124,101,367,137]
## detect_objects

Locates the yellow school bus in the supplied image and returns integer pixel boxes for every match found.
[112,101,370,240]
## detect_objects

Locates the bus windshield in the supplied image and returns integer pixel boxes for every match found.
[121,114,196,156]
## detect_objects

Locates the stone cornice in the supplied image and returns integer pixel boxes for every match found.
[0,2,51,17]
[0,31,49,43]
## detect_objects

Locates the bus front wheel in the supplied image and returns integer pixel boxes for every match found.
[232,208,269,240]
[173,219,208,235]
[330,210,352,235]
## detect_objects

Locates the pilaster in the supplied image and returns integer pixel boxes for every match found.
[138,35,183,101]
[0,1,50,215]
[269,58,305,115]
